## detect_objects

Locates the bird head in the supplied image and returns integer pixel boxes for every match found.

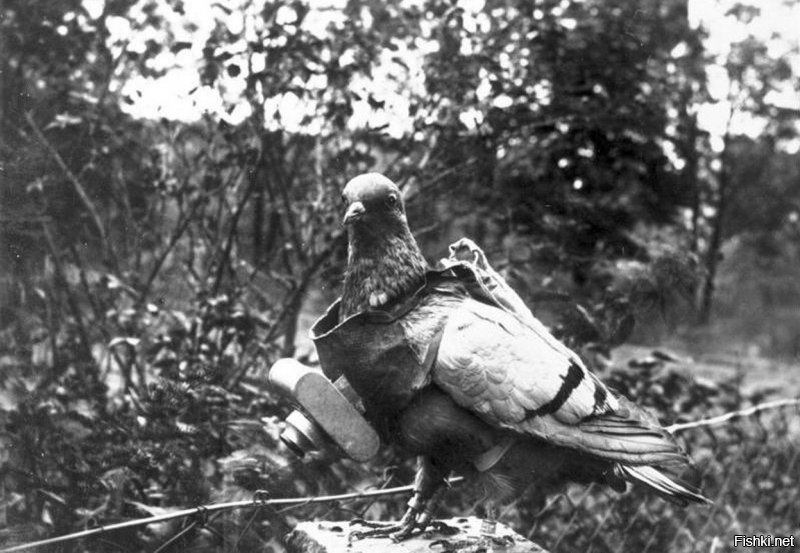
[341,173,408,233]
[338,173,426,317]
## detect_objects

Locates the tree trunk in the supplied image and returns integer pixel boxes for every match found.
[252,178,264,265]
[282,290,303,358]
[685,113,701,255]
[697,136,730,325]
[698,208,722,325]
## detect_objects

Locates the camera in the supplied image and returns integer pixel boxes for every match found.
[268,358,379,462]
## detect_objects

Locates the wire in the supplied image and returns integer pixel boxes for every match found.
[5,398,797,553]
[666,397,800,434]
[0,477,464,553]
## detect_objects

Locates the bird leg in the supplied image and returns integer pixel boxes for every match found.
[477,503,515,551]
[480,503,498,541]
[350,456,447,542]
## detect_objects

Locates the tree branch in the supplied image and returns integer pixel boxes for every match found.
[227,233,345,387]
[41,222,95,369]
[140,197,203,302]
[25,111,118,271]
[212,168,253,294]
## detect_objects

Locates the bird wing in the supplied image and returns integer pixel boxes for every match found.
[433,298,687,465]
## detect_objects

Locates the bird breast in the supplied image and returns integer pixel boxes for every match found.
[310,288,464,419]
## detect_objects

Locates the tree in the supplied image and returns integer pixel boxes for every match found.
[391,0,707,345]
[690,4,800,323]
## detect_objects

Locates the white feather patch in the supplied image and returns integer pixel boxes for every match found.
[368,291,389,308]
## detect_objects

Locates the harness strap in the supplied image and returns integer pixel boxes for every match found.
[422,324,446,374]
[473,436,516,472]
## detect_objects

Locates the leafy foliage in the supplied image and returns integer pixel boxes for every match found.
[518,356,799,553]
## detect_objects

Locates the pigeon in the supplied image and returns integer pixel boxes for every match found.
[338,173,709,546]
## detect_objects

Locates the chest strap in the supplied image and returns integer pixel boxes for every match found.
[473,436,516,472]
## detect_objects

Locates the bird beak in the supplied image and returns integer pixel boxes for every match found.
[343,201,365,225]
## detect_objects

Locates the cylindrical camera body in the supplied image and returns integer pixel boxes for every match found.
[268,358,379,462]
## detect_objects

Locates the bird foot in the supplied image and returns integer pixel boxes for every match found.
[430,535,515,553]
[348,515,427,542]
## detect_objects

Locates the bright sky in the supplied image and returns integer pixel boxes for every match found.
[93,0,430,137]
[85,0,800,151]
[688,0,800,150]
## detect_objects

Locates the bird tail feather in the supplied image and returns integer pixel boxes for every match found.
[544,414,688,466]
[616,464,711,506]
[547,395,691,466]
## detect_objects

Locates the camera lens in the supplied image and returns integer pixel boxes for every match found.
[280,410,327,457]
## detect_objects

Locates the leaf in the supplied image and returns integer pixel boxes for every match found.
[0,387,22,412]
[628,356,661,370]
[607,313,635,346]
[170,41,193,53]
[37,489,67,506]
[651,349,680,363]
[109,337,141,348]
[391,56,409,70]
[212,2,232,15]
[69,399,98,421]
[175,421,199,434]
[55,418,92,440]
[104,274,126,290]
[44,113,83,130]
[127,501,181,517]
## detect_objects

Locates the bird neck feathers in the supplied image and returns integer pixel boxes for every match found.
[341,226,428,318]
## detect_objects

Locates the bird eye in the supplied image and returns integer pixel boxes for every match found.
[386,194,398,207]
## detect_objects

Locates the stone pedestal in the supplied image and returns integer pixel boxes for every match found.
[285,517,548,553]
